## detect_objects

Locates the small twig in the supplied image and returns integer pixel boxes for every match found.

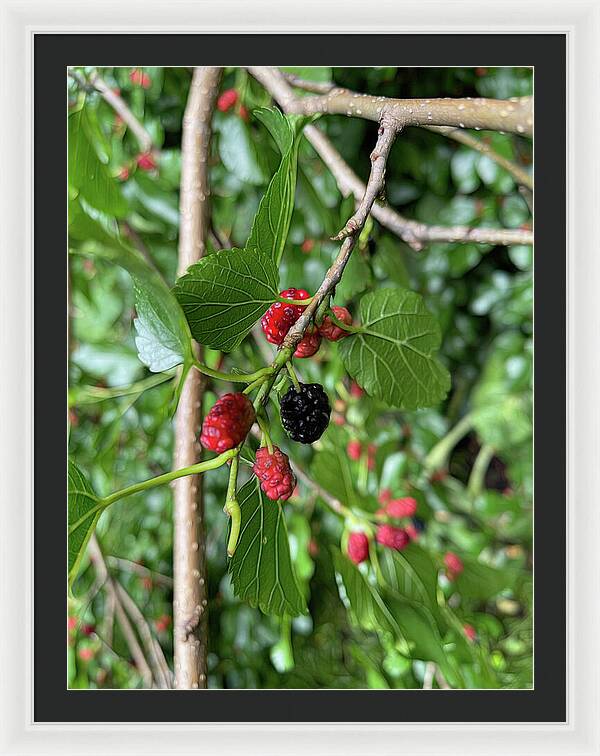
[423,661,435,689]
[424,125,533,190]
[435,666,452,690]
[333,116,398,240]
[281,72,334,94]
[106,555,174,588]
[114,582,171,689]
[88,536,154,688]
[87,70,154,153]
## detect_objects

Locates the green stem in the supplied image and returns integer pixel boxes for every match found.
[224,455,241,557]
[103,449,236,507]
[192,359,272,384]
[327,310,361,334]
[278,296,313,306]
[286,361,301,392]
[423,413,474,473]
[467,443,495,500]
[68,372,174,407]
[257,414,274,454]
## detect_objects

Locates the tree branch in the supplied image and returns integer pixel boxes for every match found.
[249,67,533,251]
[88,535,154,688]
[173,66,221,690]
[248,67,533,136]
[81,69,154,153]
[424,125,533,190]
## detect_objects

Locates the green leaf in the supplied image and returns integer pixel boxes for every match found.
[68,108,128,217]
[453,556,518,601]
[339,288,450,410]
[253,107,294,155]
[229,479,307,617]
[379,544,443,627]
[245,110,309,265]
[333,549,458,683]
[73,216,194,372]
[68,461,103,588]
[216,115,268,186]
[311,447,378,513]
[174,247,279,352]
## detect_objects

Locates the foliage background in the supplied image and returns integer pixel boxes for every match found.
[68,66,533,690]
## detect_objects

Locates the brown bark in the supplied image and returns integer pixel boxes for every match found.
[173,66,222,690]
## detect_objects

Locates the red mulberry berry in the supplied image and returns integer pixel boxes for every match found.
[239,105,250,122]
[294,330,321,358]
[130,69,151,88]
[200,393,255,453]
[463,623,477,642]
[319,306,353,341]
[301,239,315,254]
[347,532,369,564]
[444,551,464,580]
[350,381,364,398]
[252,446,296,501]
[136,152,157,171]
[217,88,238,112]
[386,497,418,519]
[347,439,362,461]
[261,288,310,345]
[376,524,410,551]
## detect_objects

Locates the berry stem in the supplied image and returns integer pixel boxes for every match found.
[256,414,274,454]
[224,455,241,557]
[192,359,273,384]
[286,361,301,392]
[278,296,314,306]
[69,449,238,535]
[423,412,474,474]
[327,310,362,334]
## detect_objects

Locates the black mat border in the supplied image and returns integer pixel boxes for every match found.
[35,33,566,723]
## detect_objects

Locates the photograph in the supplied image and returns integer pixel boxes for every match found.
[67,65,534,692]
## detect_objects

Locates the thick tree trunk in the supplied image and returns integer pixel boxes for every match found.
[173,66,222,690]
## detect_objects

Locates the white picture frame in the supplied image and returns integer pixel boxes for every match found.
[1,1,598,753]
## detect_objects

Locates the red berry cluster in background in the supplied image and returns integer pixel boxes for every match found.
[346,439,377,469]
[378,496,417,519]
[376,524,410,551]
[200,393,256,453]
[444,551,464,581]
[154,614,172,633]
[217,88,238,113]
[136,152,157,172]
[129,68,152,89]
[347,532,370,565]
[253,446,296,501]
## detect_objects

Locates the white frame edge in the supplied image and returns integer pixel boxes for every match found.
[0,1,597,754]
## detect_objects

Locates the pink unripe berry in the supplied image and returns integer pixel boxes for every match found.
[386,496,417,519]
[463,623,477,642]
[347,439,362,461]
[444,551,464,580]
[347,532,369,564]
[376,524,410,551]
[217,88,238,112]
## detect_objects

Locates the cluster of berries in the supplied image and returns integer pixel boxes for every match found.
[346,493,421,565]
[217,88,250,121]
[199,386,330,503]
[261,287,352,358]
[347,439,377,470]
[129,68,152,89]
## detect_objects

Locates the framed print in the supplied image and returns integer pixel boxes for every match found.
[0,1,598,754]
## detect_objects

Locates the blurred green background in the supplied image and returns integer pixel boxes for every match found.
[68,66,532,689]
